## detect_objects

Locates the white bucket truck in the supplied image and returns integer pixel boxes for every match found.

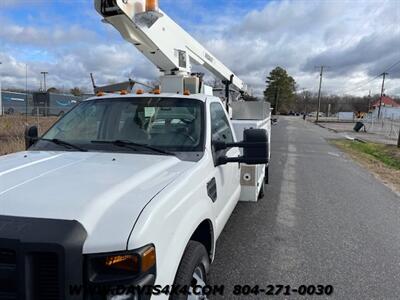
[0,1,271,299]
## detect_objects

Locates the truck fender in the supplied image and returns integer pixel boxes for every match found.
[128,198,216,290]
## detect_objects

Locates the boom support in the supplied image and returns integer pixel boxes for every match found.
[95,0,247,93]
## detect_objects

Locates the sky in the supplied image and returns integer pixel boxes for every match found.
[0,0,399,97]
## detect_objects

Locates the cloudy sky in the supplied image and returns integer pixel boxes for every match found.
[0,0,399,97]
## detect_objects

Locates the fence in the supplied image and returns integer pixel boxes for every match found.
[363,114,400,141]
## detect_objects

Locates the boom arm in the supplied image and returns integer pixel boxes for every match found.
[95,0,247,93]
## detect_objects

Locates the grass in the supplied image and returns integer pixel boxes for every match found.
[0,115,58,156]
[333,140,400,170]
[332,139,400,194]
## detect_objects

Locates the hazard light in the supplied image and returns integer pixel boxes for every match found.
[146,0,158,12]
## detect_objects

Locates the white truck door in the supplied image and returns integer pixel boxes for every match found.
[209,102,241,237]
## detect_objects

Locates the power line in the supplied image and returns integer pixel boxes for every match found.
[341,59,400,95]
[384,60,400,72]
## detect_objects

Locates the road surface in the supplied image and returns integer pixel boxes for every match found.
[210,116,400,299]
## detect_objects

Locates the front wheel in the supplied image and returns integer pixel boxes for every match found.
[170,241,210,300]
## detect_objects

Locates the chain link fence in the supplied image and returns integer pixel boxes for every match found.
[363,114,400,141]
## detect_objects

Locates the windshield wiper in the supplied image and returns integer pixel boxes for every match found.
[41,138,88,152]
[91,140,175,156]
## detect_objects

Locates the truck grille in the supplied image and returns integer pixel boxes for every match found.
[0,248,61,300]
[0,249,17,299]
[32,253,60,300]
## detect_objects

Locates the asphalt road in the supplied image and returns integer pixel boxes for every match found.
[210,116,400,300]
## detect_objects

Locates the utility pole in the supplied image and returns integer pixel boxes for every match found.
[398,126,400,148]
[315,66,325,122]
[377,72,388,119]
[274,87,280,115]
[41,71,48,92]
[368,90,371,112]
[302,88,308,116]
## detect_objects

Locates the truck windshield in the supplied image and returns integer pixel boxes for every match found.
[34,97,204,153]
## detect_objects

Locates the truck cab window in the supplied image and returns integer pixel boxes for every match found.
[210,102,234,143]
[36,97,205,153]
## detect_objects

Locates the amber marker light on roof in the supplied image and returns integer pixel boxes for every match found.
[183,89,191,96]
[146,0,158,12]
[136,89,144,95]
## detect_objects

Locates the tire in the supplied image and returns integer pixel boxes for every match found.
[264,166,269,184]
[258,180,265,199]
[170,241,210,300]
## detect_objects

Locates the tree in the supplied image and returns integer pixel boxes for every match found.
[264,67,296,114]
[70,87,83,96]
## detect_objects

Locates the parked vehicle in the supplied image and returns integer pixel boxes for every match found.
[32,92,83,116]
[0,1,272,299]
[1,91,32,115]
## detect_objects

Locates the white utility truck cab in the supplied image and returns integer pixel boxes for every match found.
[1,93,269,299]
[0,1,271,299]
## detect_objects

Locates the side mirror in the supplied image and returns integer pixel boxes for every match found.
[214,129,269,166]
[24,125,38,150]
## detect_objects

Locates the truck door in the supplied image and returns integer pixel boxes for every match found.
[209,102,241,237]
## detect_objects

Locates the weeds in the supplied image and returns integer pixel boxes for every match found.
[0,115,58,156]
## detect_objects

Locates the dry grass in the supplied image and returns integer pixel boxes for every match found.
[0,115,58,156]
[331,139,400,195]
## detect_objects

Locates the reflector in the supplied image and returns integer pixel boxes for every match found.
[141,246,156,272]
[146,0,158,11]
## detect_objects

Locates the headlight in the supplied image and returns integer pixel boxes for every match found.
[86,245,156,299]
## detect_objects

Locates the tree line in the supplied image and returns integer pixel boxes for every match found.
[263,66,399,115]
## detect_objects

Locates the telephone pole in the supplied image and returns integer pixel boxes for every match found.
[315,66,325,122]
[377,72,388,119]
[368,90,371,112]
[274,87,280,115]
[41,71,48,92]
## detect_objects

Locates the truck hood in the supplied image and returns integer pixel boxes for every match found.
[0,151,192,253]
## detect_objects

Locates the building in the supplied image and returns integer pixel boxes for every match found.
[371,95,400,109]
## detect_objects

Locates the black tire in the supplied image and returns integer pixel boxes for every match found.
[264,166,269,184]
[258,180,265,199]
[170,241,210,300]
